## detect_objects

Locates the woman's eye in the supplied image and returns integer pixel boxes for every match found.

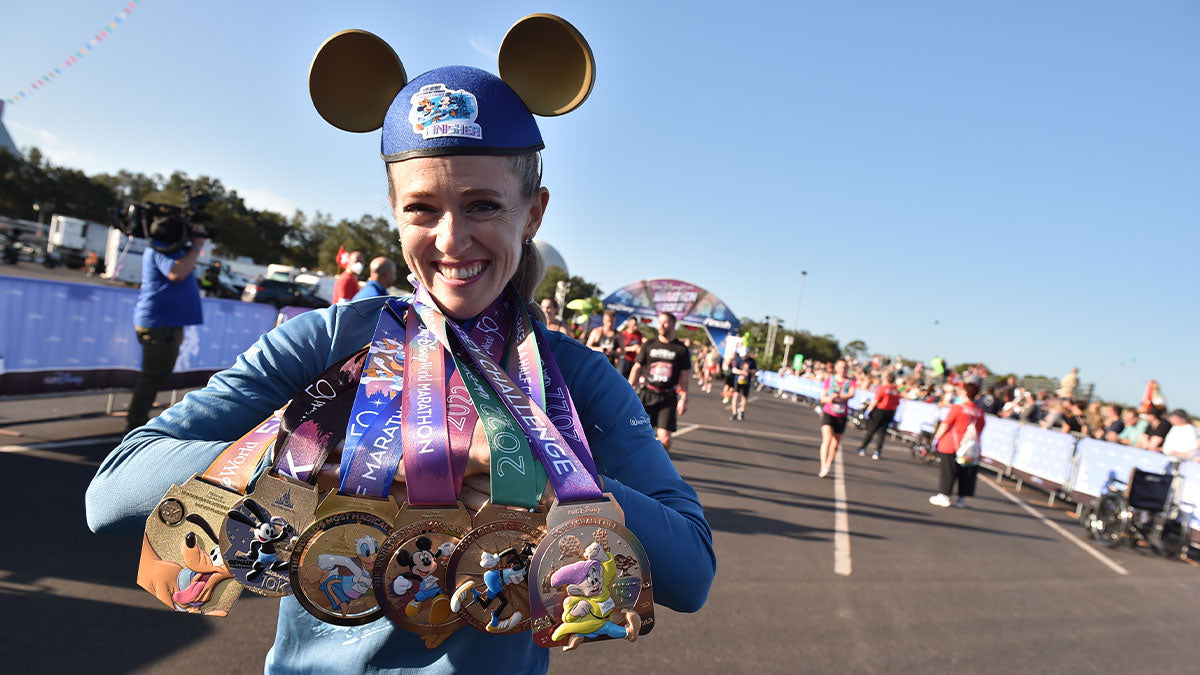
[402,203,435,214]
[468,201,501,215]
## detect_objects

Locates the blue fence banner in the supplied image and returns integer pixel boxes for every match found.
[1,276,277,396]
[1067,438,1174,502]
[979,415,1020,471]
[848,389,872,411]
[1010,425,1077,491]
[896,400,939,435]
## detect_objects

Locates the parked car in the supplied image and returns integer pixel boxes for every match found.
[241,278,330,309]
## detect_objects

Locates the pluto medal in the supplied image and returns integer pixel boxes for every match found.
[138,411,280,616]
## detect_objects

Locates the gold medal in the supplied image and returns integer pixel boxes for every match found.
[219,474,318,597]
[530,495,654,650]
[373,503,472,648]
[138,476,245,616]
[444,502,545,635]
[289,492,399,625]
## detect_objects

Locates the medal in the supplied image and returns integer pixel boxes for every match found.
[290,302,407,625]
[374,307,475,646]
[445,502,545,635]
[138,411,281,616]
[221,347,368,597]
[530,495,654,650]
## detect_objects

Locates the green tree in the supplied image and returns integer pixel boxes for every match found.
[534,265,602,304]
[843,340,868,361]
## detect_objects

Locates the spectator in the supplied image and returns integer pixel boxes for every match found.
[331,249,364,304]
[1100,405,1124,442]
[1140,406,1171,451]
[930,378,986,508]
[1162,409,1199,460]
[1117,408,1147,446]
[1058,367,1079,399]
[539,297,571,336]
[351,257,396,300]
[977,385,999,416]
[1060,400,1084,434]
[1082,401,1104,438]
[995,375,1017,404]
[1040,400,1065,430]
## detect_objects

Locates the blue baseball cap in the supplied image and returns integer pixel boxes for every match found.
[380,66,543,162]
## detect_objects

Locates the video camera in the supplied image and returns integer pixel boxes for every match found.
[114,185,216,254]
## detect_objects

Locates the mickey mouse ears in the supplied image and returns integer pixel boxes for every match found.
[309,13,594,138]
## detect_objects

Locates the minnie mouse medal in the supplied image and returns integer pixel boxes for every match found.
[289,302,406,625]
[220,347,368,597]
[405,287,549,636]
[372,299,515,646]
[526,323,654,650]
[138,410,282,616]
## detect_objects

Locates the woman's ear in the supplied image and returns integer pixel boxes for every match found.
[524,187,550,241]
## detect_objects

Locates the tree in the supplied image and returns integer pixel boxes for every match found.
[534,265,602,304]
[843,340,868,361]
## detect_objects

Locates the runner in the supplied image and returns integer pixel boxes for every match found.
[539,297,571,336]
[618,317,643,378]
[817,358,856,478]
[857,371,900,460]
[628,312,691,452]
[729,347,757,421]
[585,309,625,367]
[702,345,721,393]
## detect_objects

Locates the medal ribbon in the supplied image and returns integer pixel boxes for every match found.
[269,346,369,485]
[200,410,283,493]
[399,306,454,506]
[412,285,602,504]
[338,300,407,497]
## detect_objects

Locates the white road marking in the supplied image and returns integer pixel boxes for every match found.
[981,476,1128,576]
[674,424,700,438]
[833,449,852,576]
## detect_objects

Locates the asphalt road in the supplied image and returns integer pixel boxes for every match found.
[2,384,1198,673]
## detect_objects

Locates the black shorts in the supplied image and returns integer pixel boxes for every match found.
[639,388,677,432]
[820,412,847,435]
[735,381,751,396]
[724,373,736,387]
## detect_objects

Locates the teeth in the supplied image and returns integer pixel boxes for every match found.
[439,262,485,280]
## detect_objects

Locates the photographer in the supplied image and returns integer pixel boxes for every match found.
[126,223,207,432]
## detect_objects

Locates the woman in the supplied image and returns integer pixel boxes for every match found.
[929,379,986,508]
[86,20,713,674]
[585,309,624,366]
[701,345,720,393]
[540,297,571,336]
[817,358,855,478]
[856,371,900,460]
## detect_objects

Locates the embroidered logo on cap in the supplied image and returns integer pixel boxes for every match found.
[408,84,482,140]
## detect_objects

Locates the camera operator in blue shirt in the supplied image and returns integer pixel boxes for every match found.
[127,224,207,432]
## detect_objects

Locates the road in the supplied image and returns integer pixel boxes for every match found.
[2,384,1197,673]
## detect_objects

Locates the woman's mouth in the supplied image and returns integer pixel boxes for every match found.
[435,261,489,283]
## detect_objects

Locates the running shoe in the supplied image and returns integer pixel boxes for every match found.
[857,448,866,457]
[872,450,881,460]
[737,411,744,421]
[929,493,951,508]
[955,498,967,508]
[818,466,829,478]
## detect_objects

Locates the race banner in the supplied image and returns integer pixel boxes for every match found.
[602,278,740,349]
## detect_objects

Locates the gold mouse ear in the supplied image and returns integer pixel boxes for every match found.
[309,30,408,133]
[498,14,595,116]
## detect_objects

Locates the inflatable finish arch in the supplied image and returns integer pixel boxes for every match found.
[601,278,740,350]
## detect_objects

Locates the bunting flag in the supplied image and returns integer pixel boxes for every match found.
[6,2,141,105]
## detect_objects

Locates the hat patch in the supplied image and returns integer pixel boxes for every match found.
[408,83,481,140]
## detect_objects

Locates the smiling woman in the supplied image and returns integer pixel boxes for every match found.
[85,12,714,675]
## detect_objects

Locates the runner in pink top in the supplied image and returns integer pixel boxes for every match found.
[817,358,856,478]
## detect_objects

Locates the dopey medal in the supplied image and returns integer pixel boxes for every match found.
[289,303,406,625]
[220,346,368,597]
[138,411,282,616]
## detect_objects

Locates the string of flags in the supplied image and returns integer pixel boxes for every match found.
[6,2,141,106]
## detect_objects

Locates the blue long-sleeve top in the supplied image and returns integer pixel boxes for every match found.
[86,296,714,674]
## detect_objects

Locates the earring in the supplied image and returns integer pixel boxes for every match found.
[524,235,533,246]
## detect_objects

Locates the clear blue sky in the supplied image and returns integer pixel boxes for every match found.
[3,1,1198,411]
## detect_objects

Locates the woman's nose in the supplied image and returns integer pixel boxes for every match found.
[434,210,470,255]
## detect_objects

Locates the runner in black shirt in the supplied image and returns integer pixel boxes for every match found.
[628,311,690,451]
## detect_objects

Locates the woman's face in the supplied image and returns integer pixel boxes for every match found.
[390,155,548,320]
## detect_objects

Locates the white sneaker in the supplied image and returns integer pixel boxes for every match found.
[929,493,951,508]
[954,498,967,508]
[818,466,829,478]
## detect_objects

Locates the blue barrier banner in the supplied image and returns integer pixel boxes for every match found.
[755,371,824,399]
[1,275,276,396]
[1010,426,1076,491]
[848,389,872,411]
[979,415,1020,470]
[1068,438,1173,502]
[1178,461,1200,538]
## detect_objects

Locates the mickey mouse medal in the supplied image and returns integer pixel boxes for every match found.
[221,347,367,597]
[530,495,654,650]
[374,307,473,647]
[138,411,281,616]
[288,303,409,625]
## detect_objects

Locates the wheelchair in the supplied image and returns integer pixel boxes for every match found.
[1082,465,1190,559]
